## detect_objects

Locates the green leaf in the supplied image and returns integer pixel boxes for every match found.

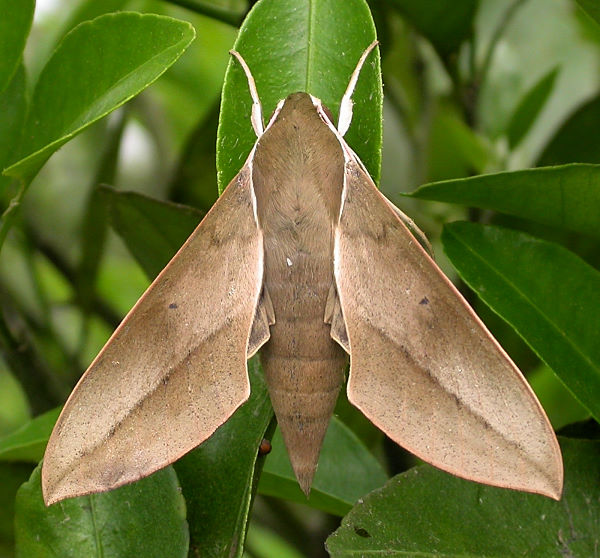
[528,365,590,430]
[259,417,388,517]
[170,103,220,214]
[245,523,306,558]
[575,0,600,26]
[61,0,131,32]
[537,94,600,165]
[100,186,203,279]
[0,408,60,463]
[387,0,478,57]
[0,463,32,557]
[0,365,30,436]
[4,12,195,182]
[507,67,559,149]
[174,358,273,558]
[442,222,600,423]
[15,463,189,558]
[24,0,130,83]
[0,65,27,187]
[410,164,600,239]
[426,101,490,181]
[326,437,599,556]
[217,0,382,191]
[0,0,34,94]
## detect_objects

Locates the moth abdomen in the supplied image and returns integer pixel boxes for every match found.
[261,346,346,494]
[259,278,342,493]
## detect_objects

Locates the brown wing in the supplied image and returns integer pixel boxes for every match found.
[334,159,563,499]
[42,165,263,505]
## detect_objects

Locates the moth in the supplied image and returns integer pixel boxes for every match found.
[42,42,563,505]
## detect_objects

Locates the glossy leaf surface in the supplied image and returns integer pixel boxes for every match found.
[327,438,598,557]
[411,164,600,239]
[15,464,188,558]
[5,12,195,181]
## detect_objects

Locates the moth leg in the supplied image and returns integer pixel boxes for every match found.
[325,284,350,354]
[385,199,434,258]
[324,283,336,324]
[262,286,275,325]
[247,287,275,357]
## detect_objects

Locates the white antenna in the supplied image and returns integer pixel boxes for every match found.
[230,50,264,137]
[338,40,379,137]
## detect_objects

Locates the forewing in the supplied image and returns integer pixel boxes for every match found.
[334,160,563,499]
[42,165,263,505]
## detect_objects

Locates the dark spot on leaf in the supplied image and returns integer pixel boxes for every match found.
[419,296,429,305]
[354,526,371,538]
[169,303,178,309]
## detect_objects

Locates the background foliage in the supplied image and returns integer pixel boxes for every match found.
[1,0,599,556]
